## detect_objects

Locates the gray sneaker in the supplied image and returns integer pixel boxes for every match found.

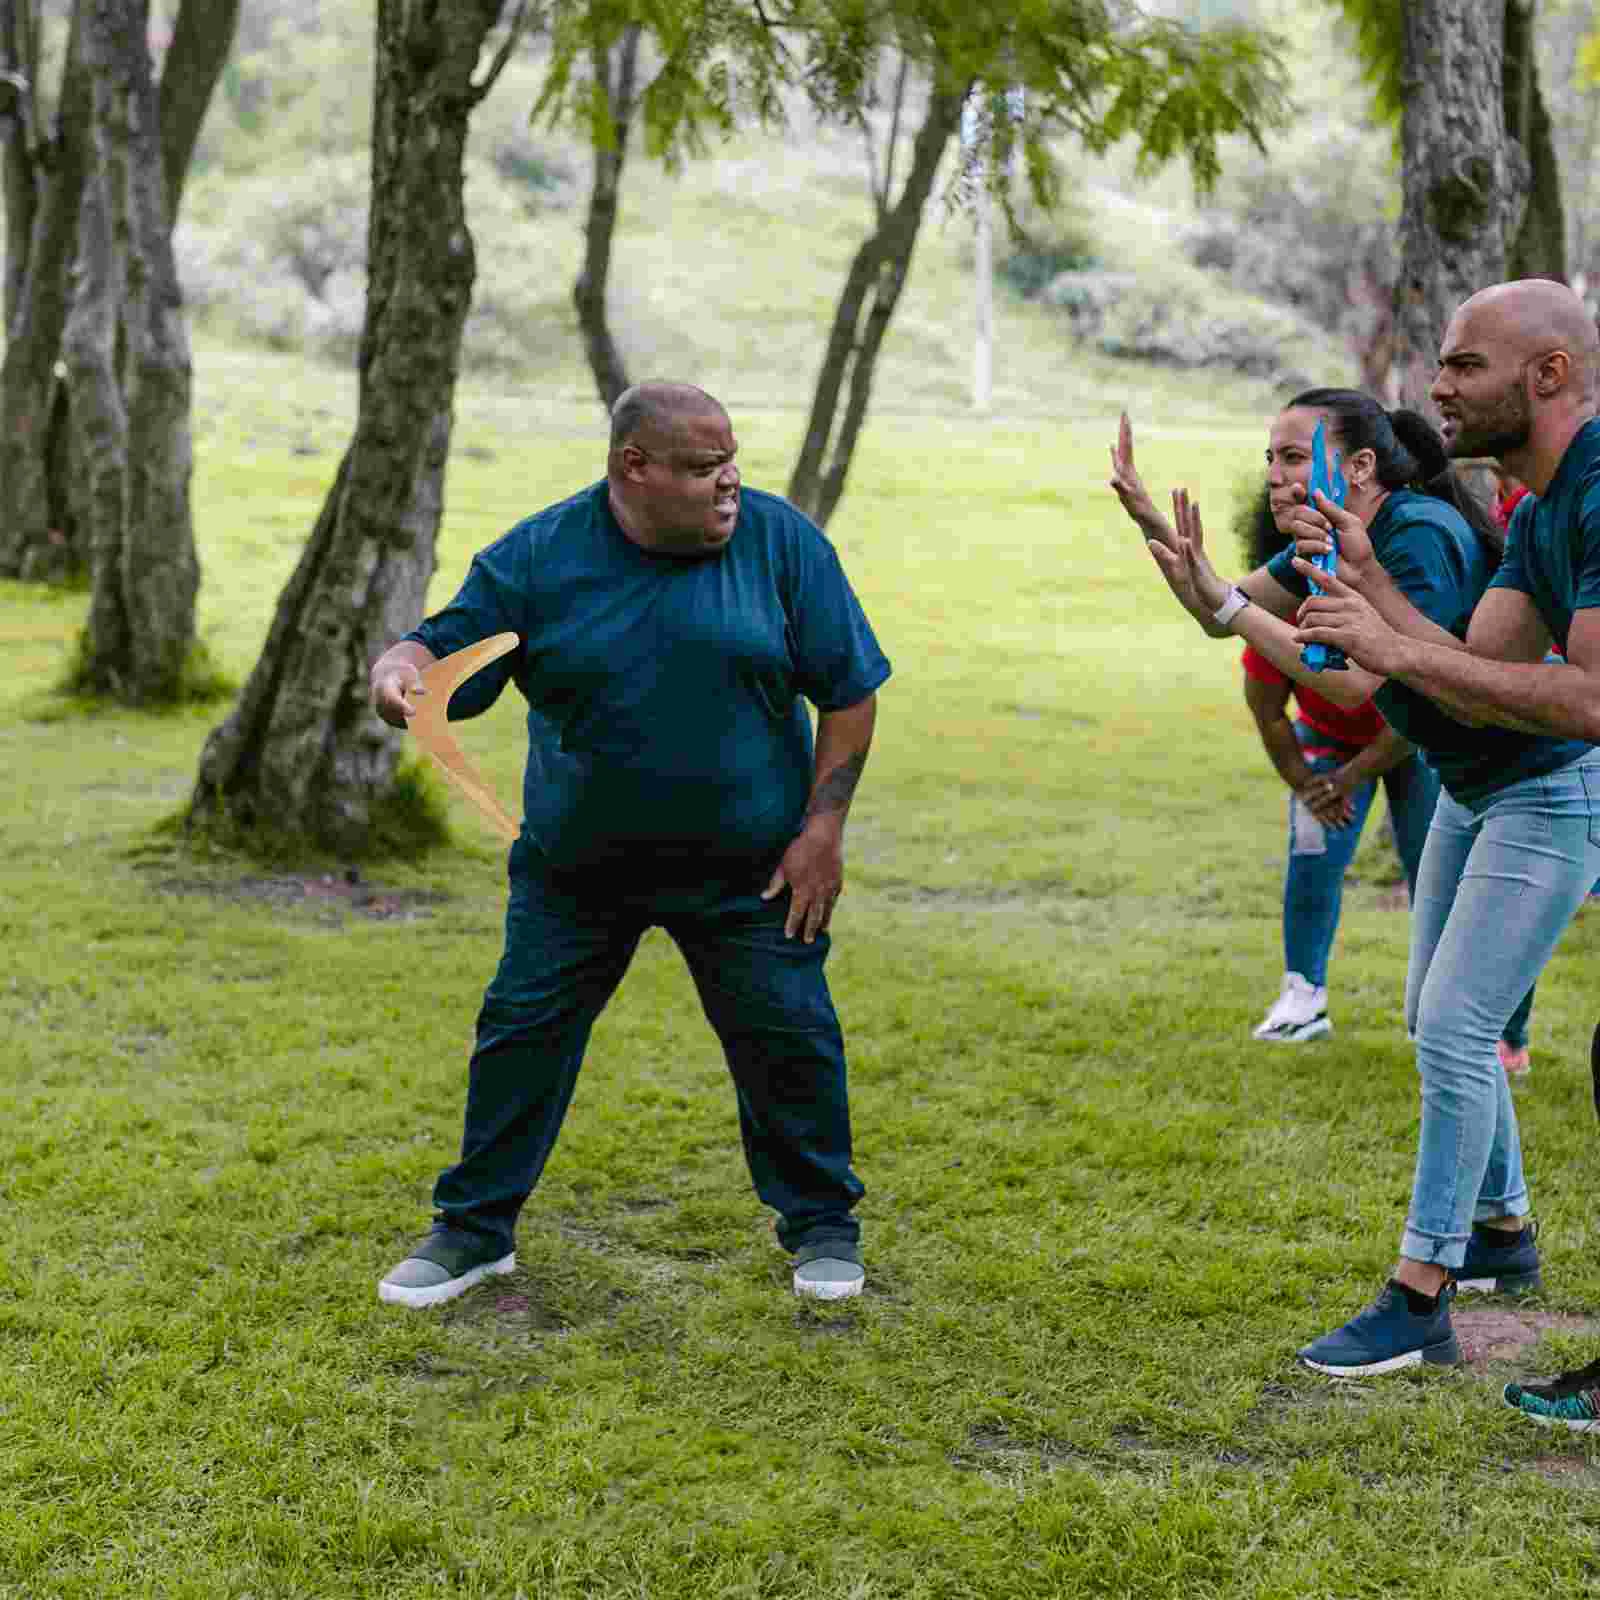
[378,1227,515,1309]
[792,1240,865,1301]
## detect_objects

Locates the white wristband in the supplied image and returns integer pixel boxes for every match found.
[1213,585,1251,627]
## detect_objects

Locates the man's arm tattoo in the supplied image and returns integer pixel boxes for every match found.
[804,751,867,819]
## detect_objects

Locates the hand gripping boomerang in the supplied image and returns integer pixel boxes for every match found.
[1300,418,1348,673]
[406,632,522,843]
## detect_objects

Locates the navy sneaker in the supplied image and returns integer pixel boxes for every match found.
[1453,1220,1541,1297]
[378,1224,515,1308]
[1503,1355,1600,1432]
[792,1239,864,1300]
[1298,1281,1460,1376]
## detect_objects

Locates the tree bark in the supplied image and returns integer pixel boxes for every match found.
[59,0,198,701]
[158,0,240,225]
[0,0,237,584]
[1,0,43,331]
[787,86,963,529]
[189,0,519,852]
[1393,0,1528,410]
[0,0,91,580]
[1502,0,1564,282]
[573,23,642,413]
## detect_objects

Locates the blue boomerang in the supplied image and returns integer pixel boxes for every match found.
[1300,418,1347,673]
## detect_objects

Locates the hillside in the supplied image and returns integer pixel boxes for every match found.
[0,1,1417,423]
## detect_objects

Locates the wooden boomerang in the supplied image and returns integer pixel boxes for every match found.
[408,633,522,843]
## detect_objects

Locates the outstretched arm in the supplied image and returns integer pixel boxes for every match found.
[1296,569,1589,736]
[1156,491,1384,708]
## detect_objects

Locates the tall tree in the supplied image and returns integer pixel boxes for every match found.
[1503,0,1564,282]
[541,1,1288,527]
[1392,0,1528,409]
[784,1,1290,526]
[65,0,200,701]
[0,0,238,661]
[188,1,528,851]
[543,0,786,413]
[572,21,643,411]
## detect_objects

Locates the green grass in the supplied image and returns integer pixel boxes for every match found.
[6,346,1600,1598]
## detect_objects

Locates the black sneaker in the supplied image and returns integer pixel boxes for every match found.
[1591,1021,1600,1123]
[378,1224,515,1308]
[1504,1356,1600,1432]
[1453,1219,1542,1297]
[1298,1280,1460,1376]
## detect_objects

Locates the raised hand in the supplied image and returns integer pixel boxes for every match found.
[1109,412,1177,547]
[1172,488,1229,614]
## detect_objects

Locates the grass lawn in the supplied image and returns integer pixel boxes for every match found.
[5,346,1600,1598]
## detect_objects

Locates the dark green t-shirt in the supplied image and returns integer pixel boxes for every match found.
[407,482,891,870]
[1488,416,1600,647]
[1267,489,1590,805]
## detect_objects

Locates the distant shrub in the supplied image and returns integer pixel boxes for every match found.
[999,242,1100,299]
[490,132,578,212]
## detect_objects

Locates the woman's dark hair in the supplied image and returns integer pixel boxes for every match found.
[1285,387,1505,556]
[1233,479,1288,570]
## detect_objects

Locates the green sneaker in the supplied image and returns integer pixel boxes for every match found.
[1504,1356,1600,1432]
[378,1226,515,1309]
[792,1240,864,1301]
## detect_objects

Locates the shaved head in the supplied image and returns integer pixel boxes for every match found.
[1450,279,1600,401]
[609,382,727,453]
[1432,279,1600,479]
[606,380,742,556]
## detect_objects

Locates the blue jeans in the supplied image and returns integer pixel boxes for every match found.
[1401,752,1600,1268]
[1284,723,1437,986]
[1285,725,1536,1045]
[432,839,864,1256]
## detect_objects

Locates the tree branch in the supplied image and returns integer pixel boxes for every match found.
[470,0,532,104]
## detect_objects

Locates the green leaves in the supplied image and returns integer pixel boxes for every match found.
[535,0,1292,200]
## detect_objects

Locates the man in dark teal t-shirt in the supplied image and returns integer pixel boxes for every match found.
[1292,280,1600,1424]
[368,383,890,1310]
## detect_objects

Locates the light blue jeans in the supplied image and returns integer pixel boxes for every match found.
[1285,723,1437,987]
[1402,751,1600,1268]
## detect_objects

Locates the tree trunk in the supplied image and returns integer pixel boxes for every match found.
[573,23,641,413]
[1,0,43,331]
[0,0,237,584]
[1503,0,1564,282]
[0,0,90,580]
[787,86,963,529]
[189,0,519,853]
[158,0,239,225]
[63,0,198,702]
[1393,0,1528,410]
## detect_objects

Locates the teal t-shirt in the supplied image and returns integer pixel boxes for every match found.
[1267,489,1589,805]
[1488,416,1600,647]
[407,482,891,870]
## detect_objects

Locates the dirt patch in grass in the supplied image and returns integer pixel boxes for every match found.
[158,870,449,921]
[1453,1306,1600,1366]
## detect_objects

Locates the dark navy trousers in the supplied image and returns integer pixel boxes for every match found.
[432,838,864,1255]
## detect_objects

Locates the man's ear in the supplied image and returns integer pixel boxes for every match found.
[1532,350,1572,398]
[617,441,649,481]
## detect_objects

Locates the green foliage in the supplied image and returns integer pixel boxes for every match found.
[536,0,790,166]
[1323,0,1405,125]
[535,1,1292,205]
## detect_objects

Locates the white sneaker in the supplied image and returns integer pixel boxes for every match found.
[1252,972,1331,1042]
